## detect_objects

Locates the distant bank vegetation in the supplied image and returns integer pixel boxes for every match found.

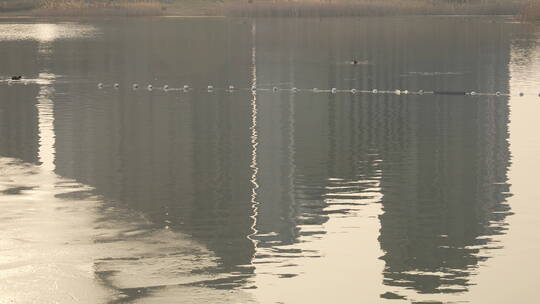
[224,0,525,17]
[523,0,540,20]
[35,0,163,16]
[0,0,164,16]
[0,0,538,19]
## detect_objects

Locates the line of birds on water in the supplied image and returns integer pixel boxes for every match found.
[96,82,528,97]
[0,76,533,97]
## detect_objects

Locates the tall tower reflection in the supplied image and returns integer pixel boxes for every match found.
[50,19,257,280]
[252,17,512,300]
[0,25,59,171]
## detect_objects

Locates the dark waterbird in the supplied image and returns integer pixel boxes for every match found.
[10,76,22,80]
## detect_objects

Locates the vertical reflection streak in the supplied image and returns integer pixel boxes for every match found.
[37,86,55,172]
[286,21,297,231]
[286,80,297,231]
[248,20,260,252]
[36,40,56,174]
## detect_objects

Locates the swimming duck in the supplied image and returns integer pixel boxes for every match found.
[11,76,22,80]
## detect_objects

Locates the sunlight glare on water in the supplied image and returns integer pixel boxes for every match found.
[0,23,98,42]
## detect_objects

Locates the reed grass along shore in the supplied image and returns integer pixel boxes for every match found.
[0,0,536,18]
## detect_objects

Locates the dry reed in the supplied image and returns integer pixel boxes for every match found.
[522,0,540,20]
[33,0,164,16]
[224,0,525,17]
[1,0,530,18]
[0,1,38,12]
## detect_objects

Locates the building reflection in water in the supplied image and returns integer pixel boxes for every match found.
[0,17,514,302]
[244,17,513,300]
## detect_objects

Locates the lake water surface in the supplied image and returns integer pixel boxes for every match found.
[1,16,540,304]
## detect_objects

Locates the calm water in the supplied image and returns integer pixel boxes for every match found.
[1,16,540,304]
